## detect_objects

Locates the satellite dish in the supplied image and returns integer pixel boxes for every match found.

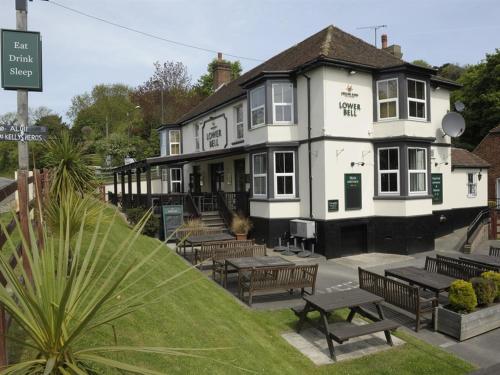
[441,112,466,137]
[454,101,465,112]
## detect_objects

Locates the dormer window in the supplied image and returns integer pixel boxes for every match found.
[250,86,265,127]
[169,130,181,155]
[377,78,398,120]
[407,79,426,120]
[235,105,244,139]
[272,83,293,124]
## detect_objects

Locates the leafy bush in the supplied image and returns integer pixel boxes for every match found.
[125,207,159,237]
[471,277,497,306]
[448,280,477,313]
[482,271,500,301]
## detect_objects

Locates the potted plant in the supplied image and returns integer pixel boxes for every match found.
[231,214,253,240]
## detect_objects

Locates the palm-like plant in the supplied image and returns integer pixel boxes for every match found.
[0,207,237,374]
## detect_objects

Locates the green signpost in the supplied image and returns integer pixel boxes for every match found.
[431,173,443,204]
[1,29,42,91]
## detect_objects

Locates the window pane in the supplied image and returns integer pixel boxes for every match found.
[277,176,284,195]
[410,172,426,192]
[468,173,473,183]
[389,149,398,169]
[254,176,266,195]
[275,153,284,173]
[379,102,388,118]
[284,153,294,173]
[251,86,265,108]
[409,149,426,170]
[283,84,293,103]
[378,81,388,100]
[381,173,389,192]
[408,79,416,98]
[416,102,425,118]
[387,79,398,98]
[171,144,180,155]
[237,123,243,139]
[252,107,264,125]
[389,173,398,191]
[379,149,388,170]
[275,105,284,122]
[170,130,180,142]
[387,101,397,117]
[285,176,293,194]
[236,106,243,123]
[273,85,283,102]
[416,81,425,99]
[283,105,292,122]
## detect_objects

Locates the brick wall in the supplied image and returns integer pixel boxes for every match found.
[474,132,500,200]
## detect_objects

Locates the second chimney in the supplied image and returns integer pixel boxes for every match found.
[381,34,388,49]
[381,34,403,59]
[212,52,232,91]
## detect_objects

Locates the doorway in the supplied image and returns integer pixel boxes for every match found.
[234,159,246,192]
[189,166,201,193]
[210,163,224,192]
[496,178,500,207]
[339,224,367,256]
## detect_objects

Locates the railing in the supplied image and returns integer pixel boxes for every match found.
[185,193,201,219]
[222,191,250,217]
[217,191,233,229]
[466,208,491,244]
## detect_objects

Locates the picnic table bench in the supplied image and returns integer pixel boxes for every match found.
[490,246,500,257]
[292,288,399,361]
[459,254,500,270]
[196,239,254,264]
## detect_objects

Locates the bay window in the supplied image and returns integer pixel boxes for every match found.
[252,153,267,196]
[235,105,244,139]
[408,148,427,195]
[274,151,295,197]
[272,83,293,124]
[169,130,181,155]
[250,86,265,127]
[170,168,182,193]
[378,148,399,194]
[408,79,426,120]
[377,78,398,120]
[467,173,477,197]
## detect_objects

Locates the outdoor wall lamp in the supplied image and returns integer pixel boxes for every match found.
[349,70,357,75]
[350,162,365,167]
[434,161,449,167]
[478,170,482,181]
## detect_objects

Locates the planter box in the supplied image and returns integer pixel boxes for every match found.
[436,303,500,341]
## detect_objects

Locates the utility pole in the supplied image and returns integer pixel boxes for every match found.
[16,0,32,280]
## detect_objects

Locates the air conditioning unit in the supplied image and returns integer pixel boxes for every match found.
[290,219,316,239]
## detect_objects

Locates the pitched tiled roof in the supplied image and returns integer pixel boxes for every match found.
[489,124,500,133]
[451,147,490,168]
[175,25,408,124]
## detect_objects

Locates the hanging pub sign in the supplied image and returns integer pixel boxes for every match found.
[202,114,227,151]
[0,122,47,142]
[431,173,443,204]
[1,29,42,91]
[345,173,362,210]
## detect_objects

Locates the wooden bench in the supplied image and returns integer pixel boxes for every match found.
[211,245,266,284]
[197,240,255,263]
[490,246,500,257]
[433,255,493,278]
[329,319,399,344]
[359,268,437,331]
[239,264,318,306]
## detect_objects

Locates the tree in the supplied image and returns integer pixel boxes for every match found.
[411,59,432,68]
[195,58,242,97]
[452,49,500,149]
[438,63,466,82]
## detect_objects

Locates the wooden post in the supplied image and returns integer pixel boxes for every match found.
[120,172,125,206]
[17,170,31,281]
[146,166,152,209]
[33,169,44,250]
[113,172,118,203]
[127,170,133,206]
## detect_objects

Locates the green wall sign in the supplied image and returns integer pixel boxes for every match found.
[345,174,362,210]
[328,199,339,212]
[1,29,42,91]
[431,173,443,204]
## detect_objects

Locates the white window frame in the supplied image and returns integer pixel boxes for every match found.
[378,147,400,195]
[467,173,477,198]
[234,105,244,140]
[169,168,182,193]
[274,151,295,198]
[252,153,267,197]
[376,78,399,121]
[408,147,428,195]
[272,83,294,125]
[250,86,265,128]
[407,78,427,121]
[169,129,181,155]
[194,123,200,151]
[160,130,167,157]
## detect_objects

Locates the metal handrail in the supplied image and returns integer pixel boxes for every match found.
[466,208,491,244]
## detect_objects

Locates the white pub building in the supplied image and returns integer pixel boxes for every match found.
[111,26,489,258]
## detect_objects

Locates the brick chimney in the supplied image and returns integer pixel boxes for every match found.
[381,34,403,59]
[212,52,232,91]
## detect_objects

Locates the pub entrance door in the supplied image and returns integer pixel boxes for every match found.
[234,159,246,192]
[189,166,201,193]
[210,163,224,192]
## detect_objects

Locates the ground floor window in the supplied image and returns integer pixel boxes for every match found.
[378,147,399,194]
[274,151,295,197]
[170,168,182,193]
[467,173,477,197]
[408,147,427,195]
[252,153,267,196]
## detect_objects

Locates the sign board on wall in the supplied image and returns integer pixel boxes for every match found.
[345,174,362,210]
[328,199,339,212]
[1,29,42,91]
[202,114,227,151]
[339,84,361,117]
[431,173,443,204]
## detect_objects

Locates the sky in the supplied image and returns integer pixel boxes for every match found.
[1,0,499,123]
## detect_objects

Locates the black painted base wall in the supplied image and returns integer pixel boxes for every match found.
[250,206,486,259]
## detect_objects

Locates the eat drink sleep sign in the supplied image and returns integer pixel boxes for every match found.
[1,29,42,91]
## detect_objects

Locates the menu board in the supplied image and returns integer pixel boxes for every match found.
[431,173,443,204]
[345,174,362,210]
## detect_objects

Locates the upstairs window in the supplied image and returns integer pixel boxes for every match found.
[377,78,398,120]
[378,148,399,194]
[408,79,426,120]
[408,148,427,195]
[274,151,295,197]
[194,123,200,151]
[272,83,294,124]
[250,86,265,127]
[235,105,244,139]
[160,131,167,157]
[467,173,477,198]
[252,153,267,196]
[169,130,181,155]
[170,168,182,193]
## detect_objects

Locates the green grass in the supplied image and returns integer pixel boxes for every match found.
[8,207,476,374]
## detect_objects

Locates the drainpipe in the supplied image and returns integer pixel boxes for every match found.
[300,73,313,219]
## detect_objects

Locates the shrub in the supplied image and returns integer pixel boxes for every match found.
[231,214,253,235]
[125,207,160,237]
[448,280,477,313]
[183,218,206,230]
[471,277,497,306]
[482,271,500,301]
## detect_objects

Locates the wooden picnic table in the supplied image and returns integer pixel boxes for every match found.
[293,288,399,361]
[385,266,456,299]
[225,256,294,289]
[459,254,500,269]
[181,233,235,257]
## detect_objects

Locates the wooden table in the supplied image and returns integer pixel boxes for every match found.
[294,289,398,360]
[459,254,500,269]
[385,266,456,299]
[225,256,294,289]
[182,233,235,257]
